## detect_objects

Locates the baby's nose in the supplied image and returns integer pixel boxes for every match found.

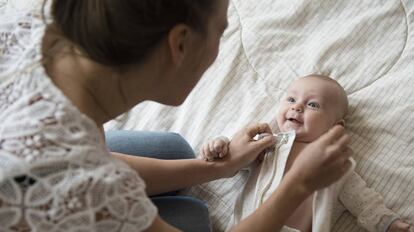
[291,105,303,112]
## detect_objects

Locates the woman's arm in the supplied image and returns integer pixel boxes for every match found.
[113,152,227,195]
[142,125,353,232]
[113,123,277,196]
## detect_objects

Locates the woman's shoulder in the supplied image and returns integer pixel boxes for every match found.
[0,59,120,172]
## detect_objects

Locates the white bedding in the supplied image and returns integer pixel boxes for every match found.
[102,0,414,231]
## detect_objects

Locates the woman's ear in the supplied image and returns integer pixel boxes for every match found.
[167,24,191,66]
[337,119,346,128]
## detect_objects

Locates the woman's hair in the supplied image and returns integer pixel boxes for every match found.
[48,0,217,67]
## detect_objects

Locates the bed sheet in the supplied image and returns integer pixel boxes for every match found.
[104,0,414,231]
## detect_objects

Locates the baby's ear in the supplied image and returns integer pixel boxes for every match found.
[337,119,346,128]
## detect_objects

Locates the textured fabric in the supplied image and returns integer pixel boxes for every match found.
[152,196,211,232]
[105,0,414,231]
[105,130,195,160]
[0,5,157,232]
[338,172,401,232]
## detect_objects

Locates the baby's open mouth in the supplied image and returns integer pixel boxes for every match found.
[287,118,303,124]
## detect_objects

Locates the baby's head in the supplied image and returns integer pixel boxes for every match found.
[276,74,348,143]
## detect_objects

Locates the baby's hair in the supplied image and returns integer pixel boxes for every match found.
[303,74,349,118]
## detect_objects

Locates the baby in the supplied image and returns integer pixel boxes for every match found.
[201,75,411,232]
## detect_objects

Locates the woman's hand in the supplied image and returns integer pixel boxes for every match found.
[287,125,353,193]
[217,123,277,177]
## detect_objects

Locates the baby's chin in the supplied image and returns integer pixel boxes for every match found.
[280,124,318,142]
[281,127,315,143]
[280,124,303,134]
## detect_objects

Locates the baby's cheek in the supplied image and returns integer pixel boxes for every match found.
[276,113,284,126]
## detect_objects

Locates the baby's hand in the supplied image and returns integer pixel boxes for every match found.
[388,219,411,232]
[200,136,230,161]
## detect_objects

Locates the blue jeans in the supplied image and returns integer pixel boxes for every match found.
[106,130,211,232]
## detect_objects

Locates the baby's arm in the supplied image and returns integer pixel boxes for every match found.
[339,171,411,232]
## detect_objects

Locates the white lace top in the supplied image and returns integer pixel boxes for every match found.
[0,4,157,232]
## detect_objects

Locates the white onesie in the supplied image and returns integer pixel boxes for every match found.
[226,131,399,232]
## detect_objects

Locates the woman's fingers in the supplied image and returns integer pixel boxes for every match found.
[326,136,352,163]
[246,123,273,138]
[319,125,346,145]
[289,125,355,192]
[331,157,353,174]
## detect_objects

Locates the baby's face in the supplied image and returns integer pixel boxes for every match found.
[276,77,346,143]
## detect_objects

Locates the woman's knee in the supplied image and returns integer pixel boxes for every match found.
[160,132,195,159]
[105,130,195,159]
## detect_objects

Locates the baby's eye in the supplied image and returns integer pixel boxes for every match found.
[308,102,320,109]
[287,97,295,103]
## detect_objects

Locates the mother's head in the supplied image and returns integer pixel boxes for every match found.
[48,0,229,106]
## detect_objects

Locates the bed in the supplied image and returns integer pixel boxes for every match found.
[103,0,414,231]
[105,0,414,230]
[4,0,410,231]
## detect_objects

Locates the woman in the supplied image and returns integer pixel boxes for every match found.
[0,0,352,231]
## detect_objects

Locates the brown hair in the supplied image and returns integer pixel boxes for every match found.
[48,0,217,67]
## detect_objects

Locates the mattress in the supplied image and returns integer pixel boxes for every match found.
[101,0,414,231]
